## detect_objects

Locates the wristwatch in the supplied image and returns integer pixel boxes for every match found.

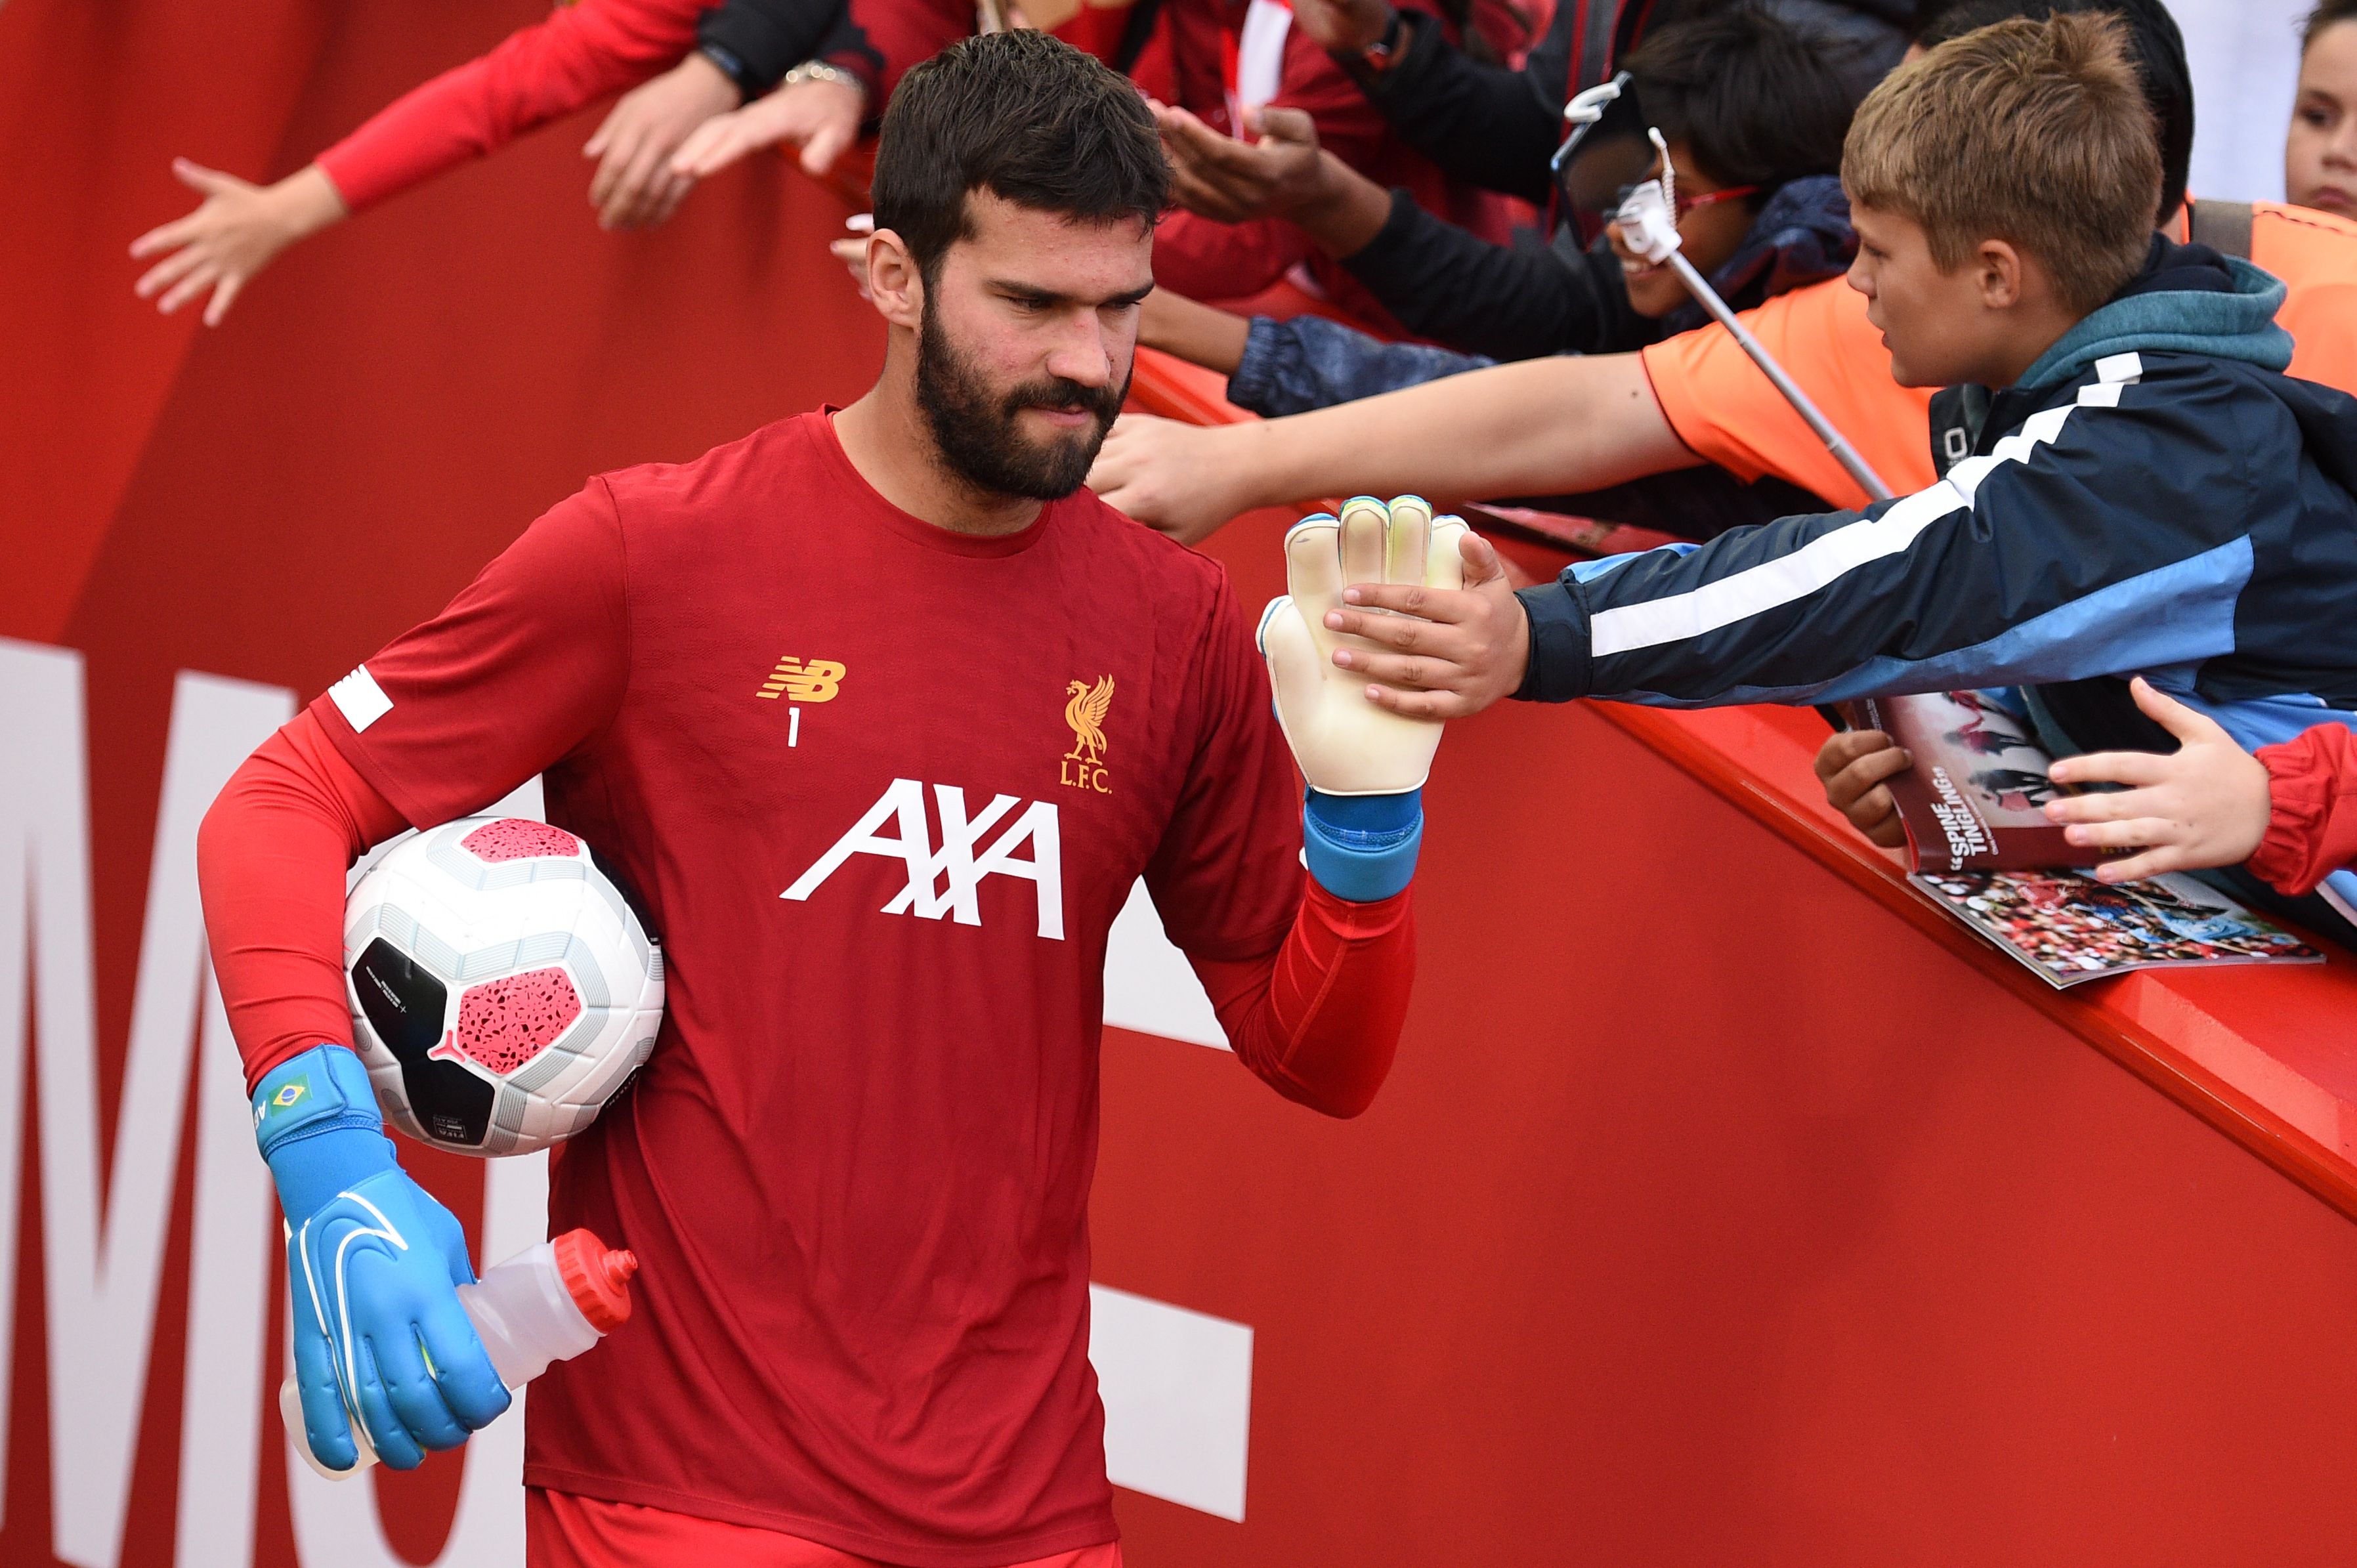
[696,41,761,102]
[783,59,866,96]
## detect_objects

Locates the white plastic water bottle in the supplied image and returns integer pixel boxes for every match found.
[283,1226,639,1479]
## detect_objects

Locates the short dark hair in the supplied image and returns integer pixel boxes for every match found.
[2304,0,2357,51]
[1623,7,1861,198]
[1621,5,1857,196]
[871,31,1170,284]
[1916,0,2191,221]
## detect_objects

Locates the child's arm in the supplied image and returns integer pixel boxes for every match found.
[131,0,719,324]
[2248,723,2357,895]
[1332,369,2262,715]
[1139,291,1254,374]
[2040,679,2271,883]
[316,0,710,219]
[2049,687,2357,891]
[1225,315,1495,419]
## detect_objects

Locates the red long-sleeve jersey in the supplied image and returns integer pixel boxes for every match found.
[2249,723,2357,900]
[196,410,1413,1564]
[313,0,708,215]
[203,708,1412,1112]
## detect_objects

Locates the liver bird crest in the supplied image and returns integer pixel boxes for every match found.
[1063,676,1114,763]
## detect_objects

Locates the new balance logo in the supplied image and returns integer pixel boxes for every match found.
[757,657,845,702]
[782,778,1064,939]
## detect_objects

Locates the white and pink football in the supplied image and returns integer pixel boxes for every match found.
[343,817,664,1156]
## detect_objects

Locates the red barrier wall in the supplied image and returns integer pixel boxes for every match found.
[11,3,2357,1565]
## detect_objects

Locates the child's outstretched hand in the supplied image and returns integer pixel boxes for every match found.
[2044,677,2270,883]
[130,161,345,326]
[1321,527,1529,719]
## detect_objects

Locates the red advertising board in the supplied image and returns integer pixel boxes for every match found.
[13,3,2357,1566]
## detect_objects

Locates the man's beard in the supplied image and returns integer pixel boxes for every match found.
[916,307,1130,501]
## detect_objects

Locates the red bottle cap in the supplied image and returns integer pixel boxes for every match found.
[551,1227,639,1333]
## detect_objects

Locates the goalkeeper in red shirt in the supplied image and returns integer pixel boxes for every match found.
[198,31,1487,1567]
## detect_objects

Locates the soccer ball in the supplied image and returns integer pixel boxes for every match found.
[343,816,663,1156]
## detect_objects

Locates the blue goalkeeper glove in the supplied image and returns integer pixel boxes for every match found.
[253,1044,509,1471]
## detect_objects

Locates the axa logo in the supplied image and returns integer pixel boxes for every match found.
[782,778,1065,939]
[757,656,846,702]
[1062,675,1113,794]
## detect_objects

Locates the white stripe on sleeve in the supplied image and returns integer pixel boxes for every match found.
[1587,376,2130,661]
[328,666,394,732]
[1589,482,1966,658]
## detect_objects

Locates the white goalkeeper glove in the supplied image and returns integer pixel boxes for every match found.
[1256,495,1465,900]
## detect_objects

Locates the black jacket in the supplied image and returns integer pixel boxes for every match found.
[1334,0,1902,359]
[696,0,857,100]
[1342,194,1647,362]
[1346,0,1910,200]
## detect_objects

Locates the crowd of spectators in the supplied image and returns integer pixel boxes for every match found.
[131,0,2357,944]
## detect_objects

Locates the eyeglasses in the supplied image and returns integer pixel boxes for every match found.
[1672,183,1760,218]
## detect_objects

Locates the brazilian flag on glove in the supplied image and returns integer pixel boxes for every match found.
[1258,495,1465,902]
[253,1044,510,1470]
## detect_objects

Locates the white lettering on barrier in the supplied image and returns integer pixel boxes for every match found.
[1103,879,1227,1050]
[173,965,276,1568]
[1090,1283,1254,1522]
[0,643,291,1568]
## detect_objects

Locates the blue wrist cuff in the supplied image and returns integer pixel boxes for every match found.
[254,1045,396,1219]
[1302,788,1422,902]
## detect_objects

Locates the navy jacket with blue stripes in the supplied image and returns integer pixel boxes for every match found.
[1514,238,2357,913]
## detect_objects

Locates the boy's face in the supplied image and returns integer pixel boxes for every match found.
[1603,140,1758,320]
[2287,20,2357,219]
[1844,202,2020,389]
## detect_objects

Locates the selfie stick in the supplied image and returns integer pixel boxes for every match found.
[1615,138,1896,505]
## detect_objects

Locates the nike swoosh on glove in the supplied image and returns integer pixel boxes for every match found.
[255,1044,509,1471]
[1258,495,1463,901]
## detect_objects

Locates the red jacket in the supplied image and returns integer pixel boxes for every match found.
[316,0,709,214]
[2249,724,2357,899]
